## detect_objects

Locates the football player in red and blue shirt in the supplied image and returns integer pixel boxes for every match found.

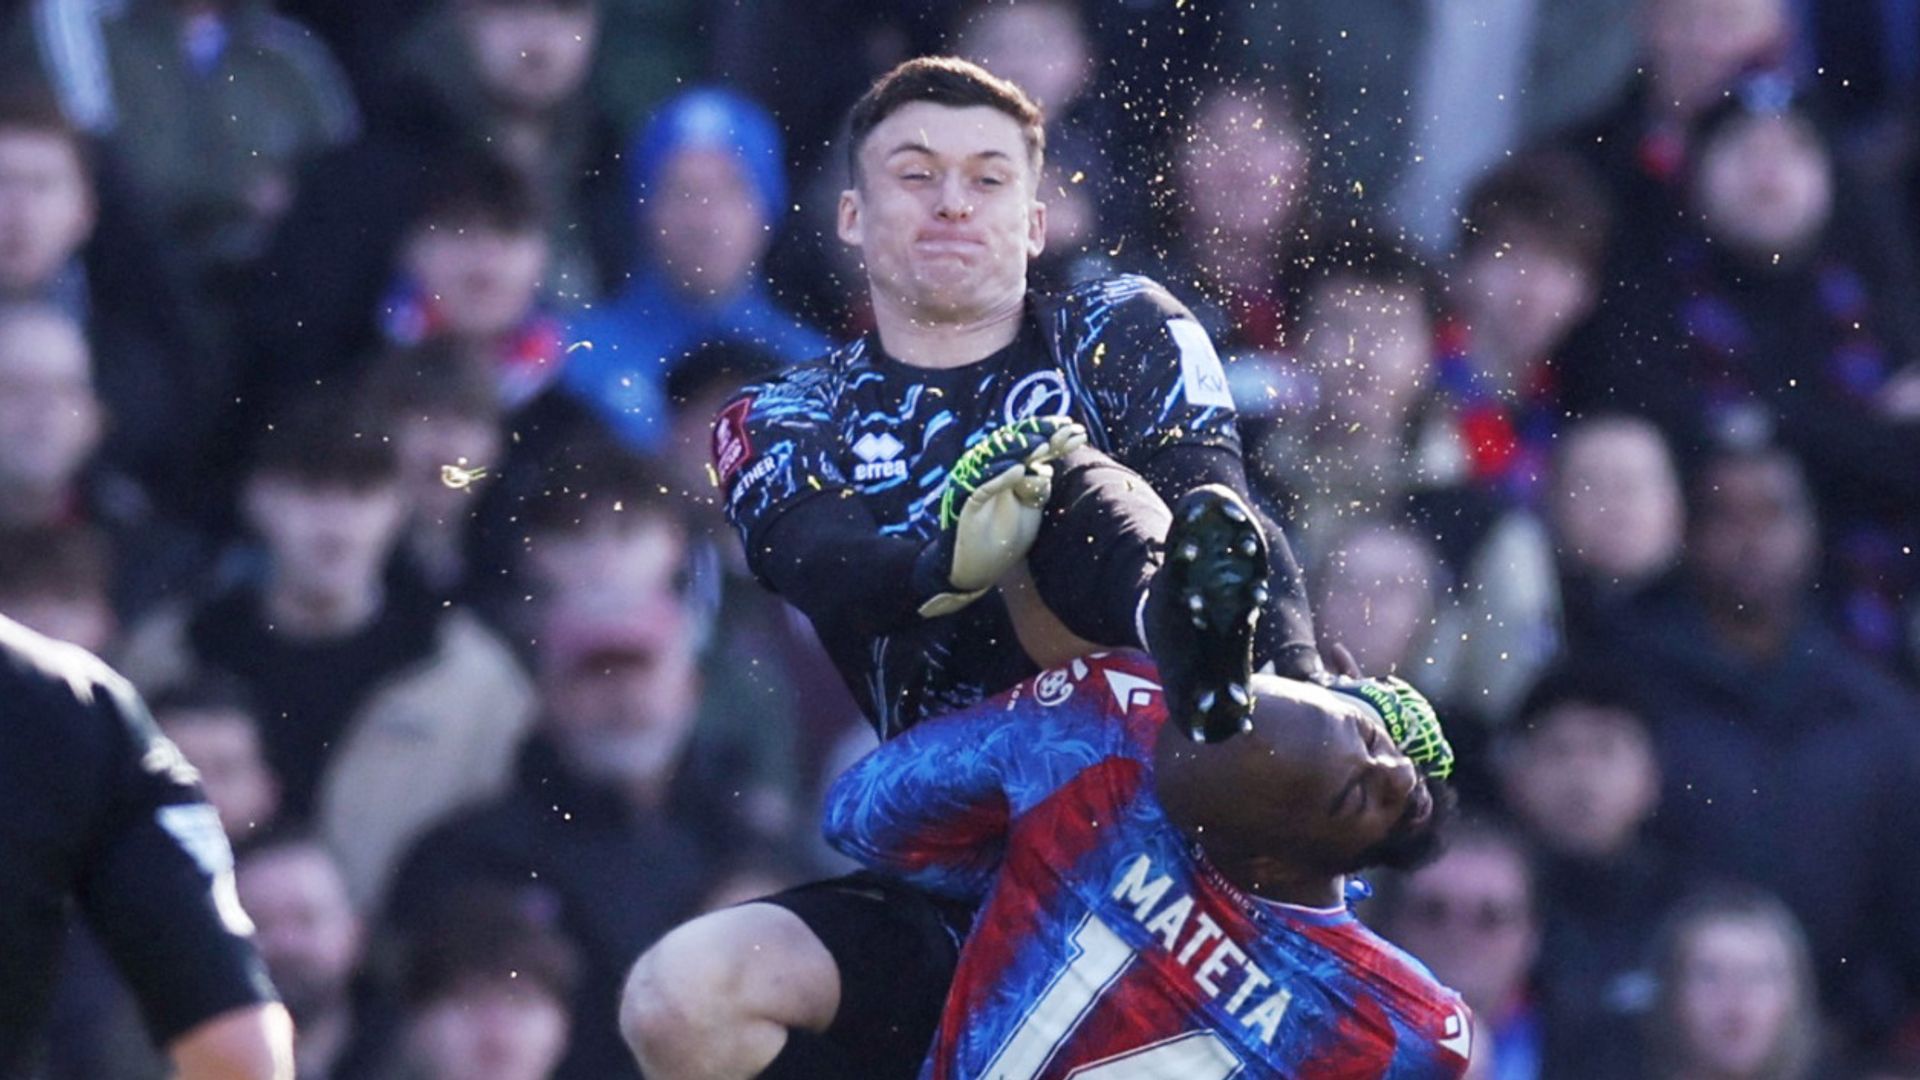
[824,651,1471,1079]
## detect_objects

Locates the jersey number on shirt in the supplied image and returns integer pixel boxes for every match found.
[981,913,1245,1079]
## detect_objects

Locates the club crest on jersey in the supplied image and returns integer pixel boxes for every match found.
[1004,370,1071,425]
[852,431,908,483]
[714,398,755,484]
[1034,666,1076,707]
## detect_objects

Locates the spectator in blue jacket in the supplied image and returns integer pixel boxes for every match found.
[562,87,829,452]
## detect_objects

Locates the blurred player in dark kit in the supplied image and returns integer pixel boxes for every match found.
[0,614,292,1080]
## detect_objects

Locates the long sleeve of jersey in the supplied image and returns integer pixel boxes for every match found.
[714,371,931,638]
[824,678,1123,900]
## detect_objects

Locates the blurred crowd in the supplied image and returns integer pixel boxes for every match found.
[1,0,1917,1077]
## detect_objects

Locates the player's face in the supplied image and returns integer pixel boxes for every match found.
[839,102,1045,323]
[1247,685,1433,870]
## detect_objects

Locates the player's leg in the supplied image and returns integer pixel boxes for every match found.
[622,902,836,1079]
[1024,449,1271,740]
[622,873,967,1080]
[1023,447,1171,649]
[1144,485,1272,741]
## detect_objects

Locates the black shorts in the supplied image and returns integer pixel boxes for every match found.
[759,871,976,1080]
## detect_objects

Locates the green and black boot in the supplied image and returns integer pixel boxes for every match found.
[1144,485,1270,743]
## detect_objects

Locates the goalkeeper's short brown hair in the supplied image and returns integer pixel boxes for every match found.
[846,57,1045,185]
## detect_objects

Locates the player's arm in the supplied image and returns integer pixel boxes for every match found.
[720,382,1083,630]
[823,680,1111,900]
[821,699,1023,899]
[72,676,287,1078]
[168,1005,295,1080]
[1089,281,1322,679]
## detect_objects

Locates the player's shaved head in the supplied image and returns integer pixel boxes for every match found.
[1153,676,1453,902]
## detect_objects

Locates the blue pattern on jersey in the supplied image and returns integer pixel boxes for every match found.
[825,653,1474,1079]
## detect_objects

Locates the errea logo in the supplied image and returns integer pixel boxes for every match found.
[853,431,908,483]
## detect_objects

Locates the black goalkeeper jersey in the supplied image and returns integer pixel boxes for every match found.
[717,275,1244,736]
[0,616,274,1077]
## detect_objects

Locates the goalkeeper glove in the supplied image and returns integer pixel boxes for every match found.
[912,416,1087,618]
[1328,676,1455,780]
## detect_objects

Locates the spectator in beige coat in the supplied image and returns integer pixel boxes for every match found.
[118,399,533,908]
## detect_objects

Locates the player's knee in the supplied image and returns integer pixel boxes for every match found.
[620,925,719,1070]
[621,903,838,1075]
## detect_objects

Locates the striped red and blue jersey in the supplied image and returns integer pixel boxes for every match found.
[824,651,1473,1080]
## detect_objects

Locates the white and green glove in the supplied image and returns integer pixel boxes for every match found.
[913,416,1088,618]
[1329,676,1455,780]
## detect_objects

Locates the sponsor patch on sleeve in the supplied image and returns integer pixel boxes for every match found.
[1168,319,1235,410]
[157,803,255,935]
[713,397,755,484]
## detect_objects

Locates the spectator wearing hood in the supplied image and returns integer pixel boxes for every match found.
[561,87,830,453]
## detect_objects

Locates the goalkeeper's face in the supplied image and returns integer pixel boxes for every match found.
[839,101,1046,324]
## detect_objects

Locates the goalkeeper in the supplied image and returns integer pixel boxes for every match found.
[627,57,1323,1080]
[707,61,1322,744]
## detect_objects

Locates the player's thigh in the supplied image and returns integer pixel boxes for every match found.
[1028,446,1172,643]
[760,872,973,1074]
[632,900,841,1033]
